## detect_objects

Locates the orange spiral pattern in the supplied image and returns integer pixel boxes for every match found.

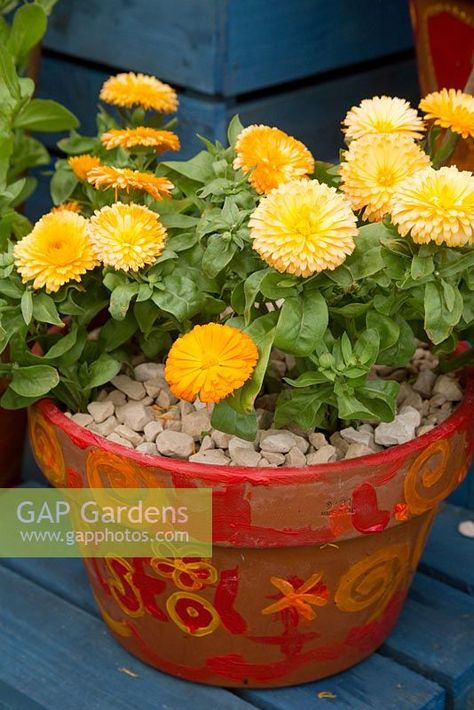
[29,410,66,486]
[335,544,411,621]
[404,439,459,515]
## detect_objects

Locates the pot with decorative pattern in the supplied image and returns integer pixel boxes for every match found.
[28,369,474,688]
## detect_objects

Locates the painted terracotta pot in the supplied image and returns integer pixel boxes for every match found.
[29,371,474,688]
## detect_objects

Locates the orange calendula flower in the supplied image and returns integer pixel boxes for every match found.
[68,154,102,181]
[262,573,329,621]
[343,96,425,141]
[14,211,98,293]
[340,134,431,222]
[87,165,173,201]
[100,72,178,113]
[165,323,258,404]
[88,202,167,272]
[249,178,357,277]
[390,165,474,247]
[101,126,180,153]
[233,124,314,194]
[51,201,82,214]
[420,88,474,139]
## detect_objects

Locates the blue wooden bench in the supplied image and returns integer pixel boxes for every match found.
[0,443,472,710]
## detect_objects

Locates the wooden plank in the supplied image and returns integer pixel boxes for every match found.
[35,54,419,167]
[238,654,445,710]
[382,573,474,710]
[43,1,413,97]
[0,680,46,709]
[224,0,414,95]
[420,503,474,595]
[0,565,255,710]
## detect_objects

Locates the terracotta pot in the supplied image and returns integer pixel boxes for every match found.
[29,372,474,688]
[409,0,474,170]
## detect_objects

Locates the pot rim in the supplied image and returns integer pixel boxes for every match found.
[33,366,474,486]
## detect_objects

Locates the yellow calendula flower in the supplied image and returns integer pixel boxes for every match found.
[51,201,82,214]
[390,165,474,247]
[339,134,431,222]
[87,165,173,201]
[13,212,98,293]
[233,125,314,194]
[68,154,102,181]
[88,202,167,271]
[101,127,181,153]
[165,323,258,404]
[100,72,178,113]
[419,88,474,139]
[343,96,424,141]
[249,179,357,277]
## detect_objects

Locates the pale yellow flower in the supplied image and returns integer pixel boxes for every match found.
[420,89,474,139]
[343,96,424,141]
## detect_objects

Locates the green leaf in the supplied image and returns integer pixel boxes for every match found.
[163,151,214,183]
[98,312,138,352]
[202,235,236,278]
[284,371,330,388]
[50,166,78,205]
[43,324,78,360]
[32,292,63,326]
[109,283,139,321]
[152,274,204,321]
[0,278,22,298]
[211,400,257,442]
[159,213,199,229]
[7,3,47,63]
[10,364,59,397]
[353,329,379,367]
[366,311,400,352]
[274,289,328,357]
[20,289,32,325]
[275,389,328,430]
[14,99,79,132]
[56,132,98,155]
[411,254,434,280]
[0,45,20,98]
[0,386,39,410]
[424,281,463,344]
[243,269,268,325]
[85,354,122,389]
[376,317,416,367]
[357,380,400,422]
[134,300,159,334]
[227,114,244,148]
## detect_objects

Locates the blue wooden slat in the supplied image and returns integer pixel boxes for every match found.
[0,680,46,710]
[420,503,474,595]
[0,565,255,710]
[382,573,474,710]
[224,0,413,95]
[34,54,419,168]
[447,468,474,510]
[43,0,413,97]
[238,654,445,710]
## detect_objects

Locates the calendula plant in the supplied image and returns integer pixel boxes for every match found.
[0,72,473,441]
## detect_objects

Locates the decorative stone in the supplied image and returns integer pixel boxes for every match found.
[344,443,374,459]
[230,447,262,467]
[285,446,306,467]
[199,435,214,451]
[115,425,143,447]
[433,375,463,402]
[156,430,194,458]
[88,416,117,437]
[212,430,233,448]
[181,410,211,440]
[262,451,285,465]
[111,375,146,401]
[189,450,230,465]
[458,520,474,538]
[134,362,165,382]
[329,432,349,455]
[308,432,328,450]
[144,379,165,399]
[143,420,163,442]
[106,432,133,448]
[260,431,296,454]
[179,401,195,418]
[87,400,114,424]
[71,413,93,427]
[417,424,435,436]
[413,370,437,398]
[306,446,337,464]
[340,427,373,448]
[374,412,417,447]
[116,402,153,431]
[228,436,255,458]
[106,390,126,407]
[136,442,158,455]
[398,405,421,428]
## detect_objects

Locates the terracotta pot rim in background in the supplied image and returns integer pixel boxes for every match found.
[34,366,474,486]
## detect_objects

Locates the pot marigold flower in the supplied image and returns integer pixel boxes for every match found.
[87,165,173,201]
[51,201,82,214]
[13,211,98,293]
[248,179,357,277]
[340,134,430,222]
[419,88,474,139]
[88,202,167,271]
[390,165,474,247]
[342,96,425,141]
[68,154,102,181]
[164,323,258,404]
[233,125,314,194]
[100,72,178,113]
[101,127,181,153]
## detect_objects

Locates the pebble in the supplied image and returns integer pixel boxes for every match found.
[230,447,262,467]
[212,430,233,448]
[263,451,286,465]
[417,424,435,436]
[329,432,349,455]
[144,378,164,399]
[308,432,328,450]
[307,446,337,464]
[433,375,463,402]
[116,402,153,431]
[285,446,306,467]
[156,430,194,458]
[199,435,215,451]
[143,420,163,442]
[228,437,255,458]
[260,431,296,454]
[106,390,126,407]
[112,375,146,401]
[71,413,93,427]
[374,411,417,447]
[413,370,437,398]
[189,450,230,465]
[89,416,117,437]
[134,362,165,382]
[115,425,143,447]
[87,400,114,424]
[458,520,474,538]
[181,410,211,440]
[136,442,158,455]
[344,443,374,459]
[107,432,133,448]
[340,427,374,448]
